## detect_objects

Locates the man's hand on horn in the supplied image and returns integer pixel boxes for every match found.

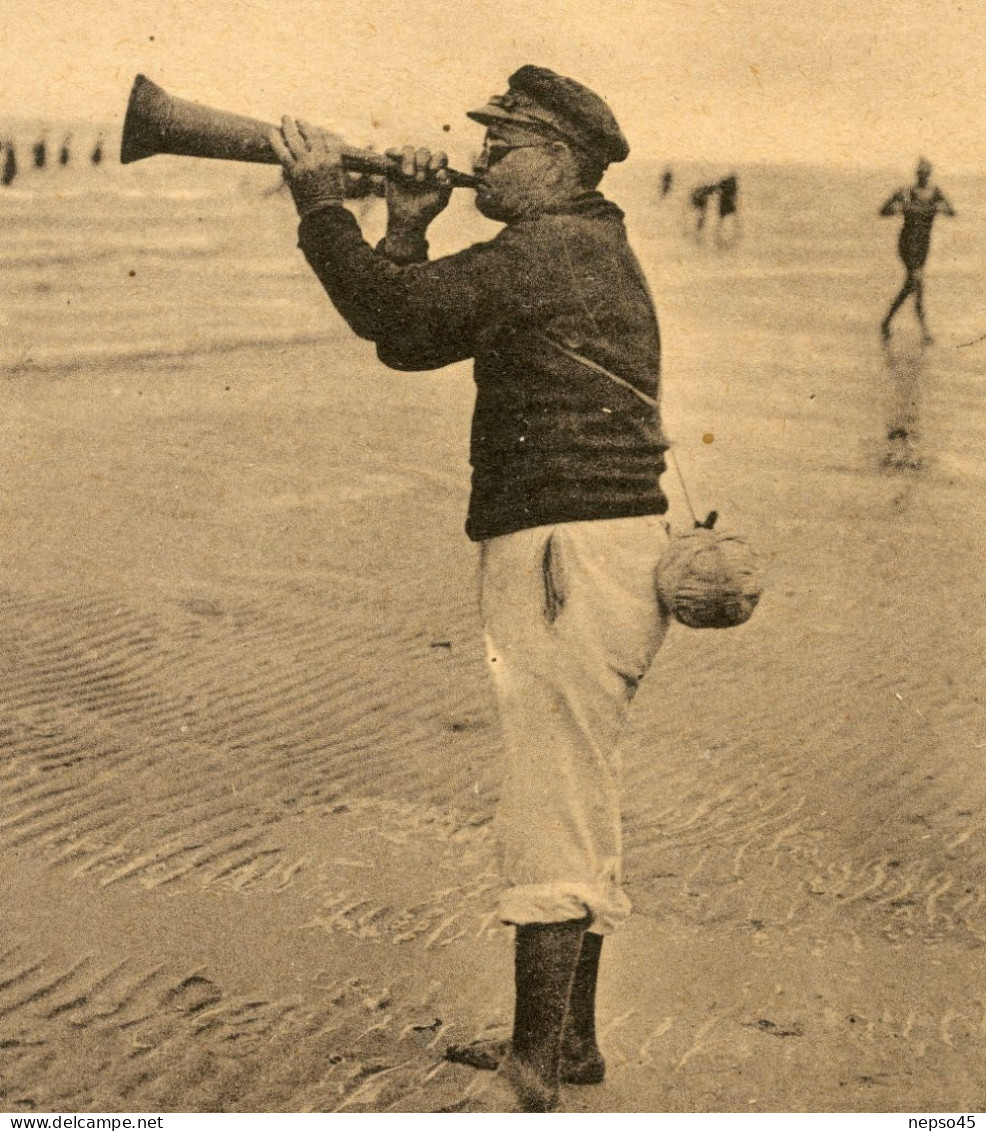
[270,117,347,219]
[383,146,453,231]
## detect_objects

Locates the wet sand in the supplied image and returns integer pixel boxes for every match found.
[2,230,986,1112]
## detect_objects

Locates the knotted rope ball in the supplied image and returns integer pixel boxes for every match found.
[656,513,763,630]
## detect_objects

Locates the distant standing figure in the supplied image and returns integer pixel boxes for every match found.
[714,173,740,246]
[879,158,956,345]
[59,135,72,167]
[90,136,104,166]
[2,142,18,187]
[33,136,47,170]
[661,167,673,197]
[689,183,716,238]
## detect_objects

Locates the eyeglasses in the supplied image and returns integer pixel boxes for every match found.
[479,140,552,168]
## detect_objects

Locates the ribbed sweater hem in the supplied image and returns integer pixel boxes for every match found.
[466,495,669,543]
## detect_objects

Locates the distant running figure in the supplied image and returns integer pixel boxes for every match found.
[661,167,673,197]
[32,136,47,170]
[59,135,72,167]
[879,158,956,345]
[90,136,104,166]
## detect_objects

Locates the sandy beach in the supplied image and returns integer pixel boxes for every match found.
[2,157,986,1113]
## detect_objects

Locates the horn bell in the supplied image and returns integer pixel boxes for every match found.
[120,74,279,165]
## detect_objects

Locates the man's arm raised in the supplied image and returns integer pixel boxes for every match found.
[935,187,957,217]
[269,117,347,218]
[879,189,905,217]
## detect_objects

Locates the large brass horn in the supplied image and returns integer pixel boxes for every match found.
[119,74,476,189]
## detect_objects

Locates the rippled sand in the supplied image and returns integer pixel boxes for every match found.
[2,163,986,1111]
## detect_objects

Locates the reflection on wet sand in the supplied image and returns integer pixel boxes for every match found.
[882,342,926,471]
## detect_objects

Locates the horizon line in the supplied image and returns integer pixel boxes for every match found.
[0,117,979,177]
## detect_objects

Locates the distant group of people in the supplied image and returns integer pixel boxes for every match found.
[0,133,105,186]
[659,154,955,344]
[656,167,742,247]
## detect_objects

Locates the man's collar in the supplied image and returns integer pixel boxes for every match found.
[536,190,623,219]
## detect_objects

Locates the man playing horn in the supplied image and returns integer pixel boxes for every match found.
[271,66,671,1113]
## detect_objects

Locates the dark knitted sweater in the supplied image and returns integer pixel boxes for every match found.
[297,192,669,541]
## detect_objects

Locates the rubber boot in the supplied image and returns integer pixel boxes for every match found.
[446,928,606,1085]
[561,931,606,1083]
[448,918,586,1112]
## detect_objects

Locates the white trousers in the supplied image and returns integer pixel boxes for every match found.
[479,515,670,934]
